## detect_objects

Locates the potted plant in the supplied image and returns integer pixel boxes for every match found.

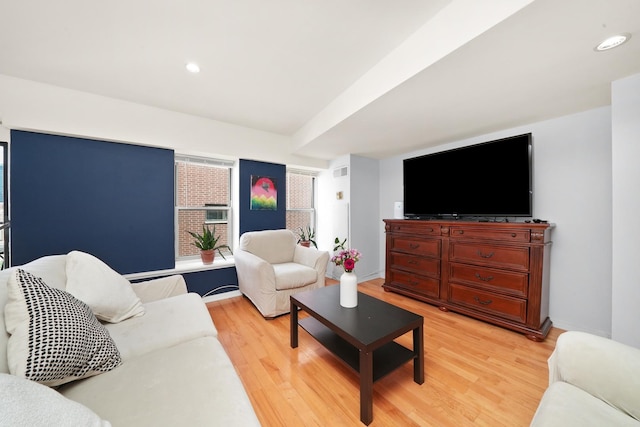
[297,226,317,248]
[187,225,232,264]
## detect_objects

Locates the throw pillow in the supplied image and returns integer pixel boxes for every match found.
[4,269,122,386]
[0,373,111,427]
[65,250,144,323]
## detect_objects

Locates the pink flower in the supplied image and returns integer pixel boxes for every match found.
[343,258,355,272]
[330,237,362,272]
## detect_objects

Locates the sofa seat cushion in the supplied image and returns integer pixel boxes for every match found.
[531,382,640,427]
[5,269,122,386]
[58,337,261,427]
[273,262,317,290]
[104,293,217,361]
[0,373,110,427]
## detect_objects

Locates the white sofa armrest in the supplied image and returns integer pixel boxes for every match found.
[130,275,188,303]
[549,331,640,421]
[235,249,276,289]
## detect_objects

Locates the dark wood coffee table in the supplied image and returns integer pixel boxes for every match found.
[290,285,424,425]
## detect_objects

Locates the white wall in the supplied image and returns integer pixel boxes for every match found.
[379,106,613,337]
[0,74,327,169]
[611,73,640,347]
[350,155,380,281]
[317,155,350,279]
[317,154,380,281]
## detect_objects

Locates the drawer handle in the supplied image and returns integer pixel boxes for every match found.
[477,250,494,258]
[475,273,494,282]
[511,233,517,238]
[409,243,420,249]
[407,260,418,265]
[474,296,493,305]
[409,281,419,286]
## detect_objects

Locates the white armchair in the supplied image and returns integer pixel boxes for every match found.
[530,331,640,426]
[235,229,330,318]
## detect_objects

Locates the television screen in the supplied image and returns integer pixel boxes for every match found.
[403,133,532,218]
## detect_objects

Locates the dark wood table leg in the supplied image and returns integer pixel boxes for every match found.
[359,350,374,425]
[413,324,424,384]
[290,299,298,348]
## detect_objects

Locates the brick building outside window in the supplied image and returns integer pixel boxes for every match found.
[286,169,317,239]
[175,156,232,260]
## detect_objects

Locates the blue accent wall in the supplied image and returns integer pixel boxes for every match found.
[183,267,238,297]
[10,130,175,274]
[239,159,286,234]
[130,267,239,298]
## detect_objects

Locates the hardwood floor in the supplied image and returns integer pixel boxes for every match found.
[206,279,562,427]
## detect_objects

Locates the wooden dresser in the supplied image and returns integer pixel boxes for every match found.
[383,219,553,341]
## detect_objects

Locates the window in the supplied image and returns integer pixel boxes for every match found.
[286,169,317,236]
[175,156,233,260]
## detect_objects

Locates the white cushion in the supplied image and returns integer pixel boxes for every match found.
[550,331,640,422]
[4,269,122,386]
[58,337,261,427]
[239,229,297,264]
[105,293,217,361]
[531,382,640,427]
[0,373,111,427]
[273,262,317,290]
[65,251,144,323]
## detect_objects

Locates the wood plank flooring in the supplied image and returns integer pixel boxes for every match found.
[206,279,562,427]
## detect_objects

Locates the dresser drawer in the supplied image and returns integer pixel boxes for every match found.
[448,283,526,323]
[389,270,439,298]
[391,253,440,277]
[450,242,529,271]
[388,222,440,236]
[392,237,440,258]
[450,226,531,242]
[449,263,528,297]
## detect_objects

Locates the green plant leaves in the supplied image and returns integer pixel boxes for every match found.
[187,225,232,259]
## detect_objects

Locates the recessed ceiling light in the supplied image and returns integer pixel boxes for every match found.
[185,62,200,73]
[595,33,631,51]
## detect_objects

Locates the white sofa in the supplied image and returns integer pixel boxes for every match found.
[531,331,640,426]
[0,254,260,426]
[235,229,330,318]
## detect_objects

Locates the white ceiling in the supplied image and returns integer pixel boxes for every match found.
[1,0,639,160]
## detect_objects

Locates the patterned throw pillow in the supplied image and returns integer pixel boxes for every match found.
[4,269,122,387]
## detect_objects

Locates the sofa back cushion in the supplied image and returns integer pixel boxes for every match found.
[0,255,68,374]
[239,229,297,264]
[65,250,144,323]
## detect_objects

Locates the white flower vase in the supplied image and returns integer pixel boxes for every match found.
[340,271,358,308]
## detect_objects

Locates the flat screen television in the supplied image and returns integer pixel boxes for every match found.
[403,133,532,219]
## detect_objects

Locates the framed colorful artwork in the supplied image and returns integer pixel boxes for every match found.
[250,175,277,210]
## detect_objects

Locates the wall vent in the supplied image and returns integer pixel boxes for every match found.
[333,166,348,178]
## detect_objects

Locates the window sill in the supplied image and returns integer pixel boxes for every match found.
[124,256,235,281]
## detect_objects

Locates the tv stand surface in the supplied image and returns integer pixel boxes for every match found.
[383,219,553,341]
[407,216,532,223]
